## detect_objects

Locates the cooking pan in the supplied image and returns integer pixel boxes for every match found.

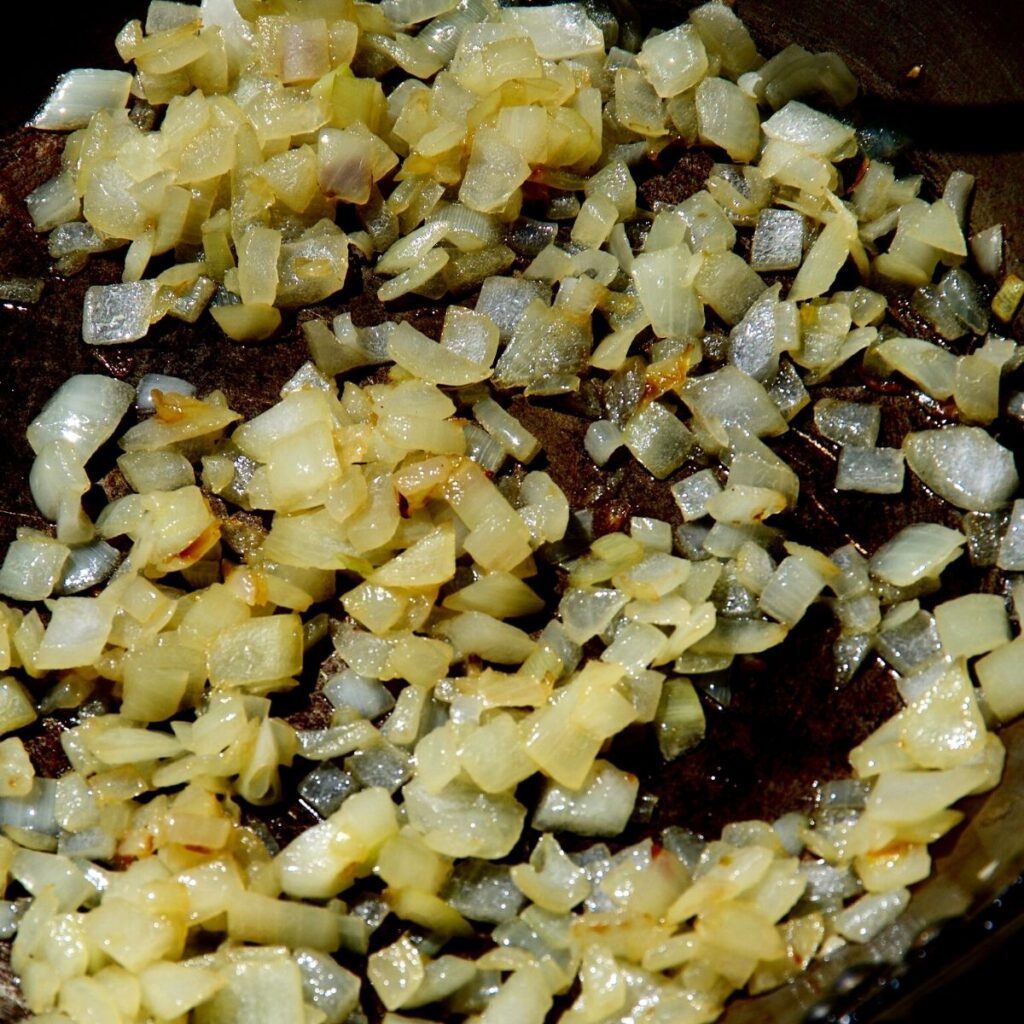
[0,1,1022,1021]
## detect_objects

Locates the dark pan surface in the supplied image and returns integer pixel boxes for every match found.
[1,2,1023,1022]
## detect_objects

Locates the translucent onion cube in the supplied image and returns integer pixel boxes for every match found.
[631,247,703,338]
[976,637,1024,721]
[492,301,590,391]
[372,524,455,587]
[992,273,1024,324]
[656,677,705,760]
[473,398,539,462]
[403,778,525,859]
[441,860,525,924]
[585,160,637,221]
[939,267,989,336]
[27,374,134,462]
[866,764,988,824]
[875,610,942,676]
[667,844,774,923]
[237,226,281,306]
[970,223,1004,277]
[26,173,80,233]
[833,889,910,943]
[761,100,856,159]
[854,844,931,895]
[475,277,550,342]
[0,536,69,602]
[953,351,1000,424]
[695,251,766,326]
[178,126,238,186]
[872,336,957,399]
[459,713,535,794]
[82,898,182,973]
[678,190,737,254]
[207,614,303,687]
[228,891,343,951]
[296,722,378,762]
[280,18,332,83]
[899,661,985,769]
[510,834,590,913]
[613,553,690,600]
[695,77,761,162]
[706,483,787,524]
[904,427,1019,512]
[696,901,785,961]
[728,286,781,382]
[691,616,786,655]
[531,760,638,836]
[347,742,413,793]
[789,207,856,303]
[836,593,881,635]
[905,198,967,258]
[559,588,629,645]
[276,221,350,308]
[689,1,761,76]
[813,398,881,447]
[441,306,500,366]
[636,24,709,98]
[34,597,114,671]
[600,620,668,674]
[439,610,534,665]
[830,544,870,598]
[959,509,1010,568]
[934,593,1010,660]
[519,471,570,545]
[681,365,787,441]
[584,420,623,467]
[750,208,807,272]
[464,424,506,472]
[524,694,605,789]
[622,402,696,480]
[869,523,965,587]
[501,4,604,59]
[324,671,395,719]
[82,281,161,345]
[470,964,552,1024]
[376,248,448,303]
[631,516,673,552]
[277,788,398,899]
[671,469,723,522]
[32,69,133,130]
[459,129,531,214]
[118,450,195,495]
[0,678,38,736]
[835,446,905,494]
[758,553,828,626]
[768,359,810,420]
[196,950,306,1024]
[294,949,361,1024]
[571,194,619,249]
[298,765,357,818]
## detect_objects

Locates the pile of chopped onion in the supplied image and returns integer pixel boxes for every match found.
[6,0,1024,1022]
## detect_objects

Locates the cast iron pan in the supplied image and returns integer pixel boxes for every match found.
[0,2,1023,1021]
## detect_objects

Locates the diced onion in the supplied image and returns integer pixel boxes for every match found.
[5,6,1023,1021]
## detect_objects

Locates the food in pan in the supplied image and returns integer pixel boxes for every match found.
[1,1,1022,1021]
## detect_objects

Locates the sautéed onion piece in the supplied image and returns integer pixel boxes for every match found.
[3,0,1023,1021]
